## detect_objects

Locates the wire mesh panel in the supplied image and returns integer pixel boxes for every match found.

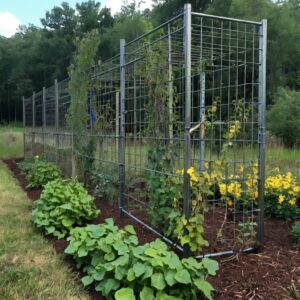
[24,96,33,159]
[119,6,266,256]
[22,4,266,256]
[44,85,56,163]
[57,79,72,176]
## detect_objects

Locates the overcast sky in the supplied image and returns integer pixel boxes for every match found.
[0,0,153,38]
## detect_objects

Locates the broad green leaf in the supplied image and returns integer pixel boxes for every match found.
[140,286,154,300]
[142,265,153,280]
[202,258,219,276]
[151,273,166,290]
[77,246,88,257]
[93,269,105,281]
[133,262,146,277]
[174,269,191,284]
[64,243,76,254]
[127,268,136,281]
[62,218,73,227]
[164,270,176,286]
[104,251,116,261]
[46,226,55,234]
[124,225,136,235]
[115,288,136,300]
[193,278,214,300]
[112,254,129,267]
[103,278,120,295]
[81,275,93,286]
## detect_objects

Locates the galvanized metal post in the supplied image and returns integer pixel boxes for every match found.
[199,72,206,171]
[119,39,126,217]
[42,87,46,159]
[22,96,26,159]
[54,79,59,164]
[257,19,267,244]
[116,91,120,156]
[168,23,173,140]
[32,92,36,157]
[183,3,192,256]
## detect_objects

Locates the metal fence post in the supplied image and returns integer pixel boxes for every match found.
[32,92,36,157]
[54,79,59,164]
[119,39,126,217]
[257,19,267,244]
[22,96,26,159]
[42,87,46,159]
[168,23,173,140]
[199,72,206,171]
[183,3,192,256]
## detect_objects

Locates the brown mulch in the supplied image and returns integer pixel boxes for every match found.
[4,158,300,300]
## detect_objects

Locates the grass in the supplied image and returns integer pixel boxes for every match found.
[0,126,23,159]
[0,161,89,299]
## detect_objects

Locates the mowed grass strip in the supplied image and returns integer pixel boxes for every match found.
[0,126,23,159]
[0,161,89,300]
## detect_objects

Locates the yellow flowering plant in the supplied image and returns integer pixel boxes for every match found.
[265,170,300,219]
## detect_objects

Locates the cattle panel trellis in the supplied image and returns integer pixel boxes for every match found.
[23,4,267,257]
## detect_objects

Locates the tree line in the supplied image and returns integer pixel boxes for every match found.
[0,0,299,146]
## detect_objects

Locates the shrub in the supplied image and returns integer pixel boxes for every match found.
[265,170,300,219]
[32,178,100,238]
[291,221,300,246]
[90,165,119,204]
[26,160,62,188]
[267,87,300,148]
[18,156,42,174]
[65,221,218,300]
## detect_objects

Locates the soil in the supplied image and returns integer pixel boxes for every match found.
[4,158,300,300]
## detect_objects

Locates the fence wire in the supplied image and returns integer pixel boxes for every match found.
[23,5,267,257]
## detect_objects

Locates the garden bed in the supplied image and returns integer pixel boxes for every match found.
[4,158,300,300]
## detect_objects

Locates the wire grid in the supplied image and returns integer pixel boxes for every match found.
[23,7,266,256]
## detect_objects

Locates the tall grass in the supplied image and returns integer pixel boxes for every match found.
[0,126,24,159]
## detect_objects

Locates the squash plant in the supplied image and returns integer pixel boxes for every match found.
[26,160,61,188]
[65,222,218,300]
[32,178,100,238]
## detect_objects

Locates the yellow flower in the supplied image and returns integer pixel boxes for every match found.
[288,199,296,206]
[227,198,233,206]
[35,155,39,159]
[278,195,285,204]
[219,183,227,196]
[204,162,209,169]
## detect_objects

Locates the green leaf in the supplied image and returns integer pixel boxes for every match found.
[124,225,136,235]
[151,273,166,290]
[193,278,214,300]
[46,226,55,234]
[174,269,191,284]
[140,286,154,300]
[77,246,88,257]
[127,268,136,282]
[64,243,76,254]
[164,270,176,286]
[115,288,136,300]
[104,251,116,261]
[133,262,146,277]
[202,258,219,276]
[103,278,120,295]
[93,269,106,281]
[81,275,93,286]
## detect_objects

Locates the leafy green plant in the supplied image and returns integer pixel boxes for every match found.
[291,221,300,246]
[65,223,218,300]
[32,178,100,238]
[90,165,119,204]
[145,145,179,235]
[26,161,62,188]
[237,221,257,246]
[18,156,41,174]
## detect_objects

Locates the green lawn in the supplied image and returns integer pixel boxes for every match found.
[0,161,89,299]
[0,126,23,159]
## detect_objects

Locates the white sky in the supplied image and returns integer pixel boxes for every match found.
[0,11,21,38]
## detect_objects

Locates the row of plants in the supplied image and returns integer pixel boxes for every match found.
[144,100,299,252]
[18,156,219,299]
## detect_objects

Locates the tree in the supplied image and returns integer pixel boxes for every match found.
[267,88,300,147]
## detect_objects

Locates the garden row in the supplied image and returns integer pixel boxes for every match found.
[18,157,219,300]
